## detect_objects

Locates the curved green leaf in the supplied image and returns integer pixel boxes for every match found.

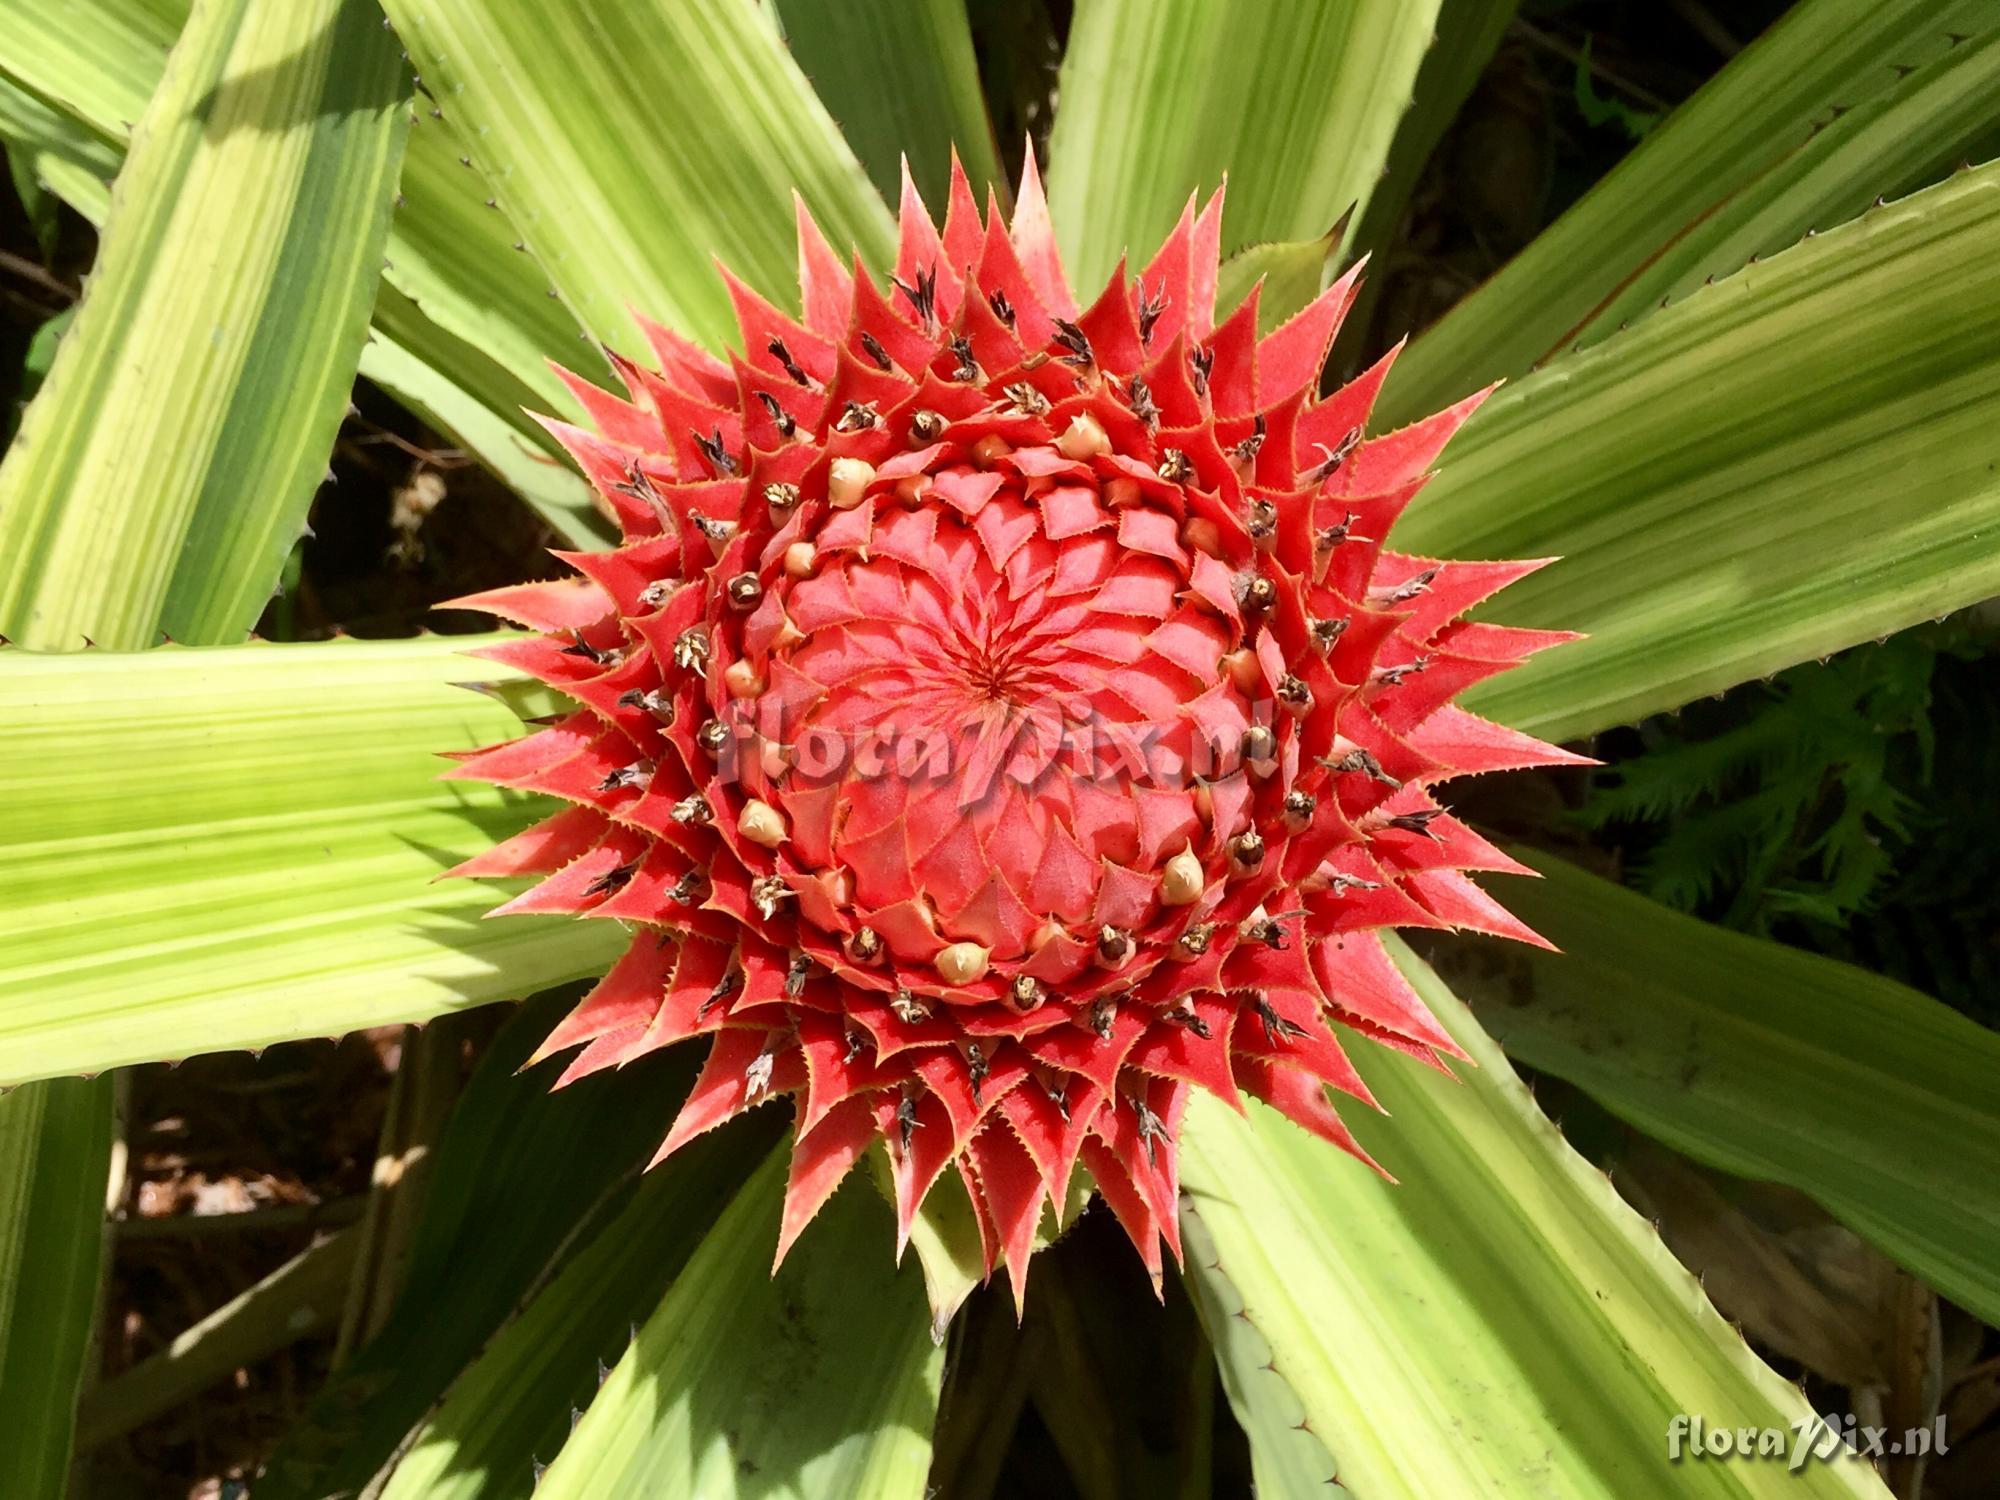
[0,0,408,650]
[1179,939,1889,1500]
[360,306,612,549]
[1368,0,1522,255]
[0,1076,113,1500]
[774,0,1003,207]
[0,636,618,1085]
[377,0,896,354]
[0,73,121,214]
[7,118,608,548]
[1397,162,2000,739]
[1332,0,1522,374]
[259,995,749,1500]
[1046,0,1442,288]
[536,1152,942,1500]
[1213,231,1341,333]
[874,1150,985,1345]
[370,1108,765,1499]
[0,0,182,130]
[1451,853,2000,1328]
[385,105,603,414]
[0,0,598,411]
[0,0,610,538]
[1381,0,2000,422]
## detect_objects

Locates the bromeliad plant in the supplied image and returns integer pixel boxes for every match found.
[446,169,1580,1292]
[3,1,2000,1497]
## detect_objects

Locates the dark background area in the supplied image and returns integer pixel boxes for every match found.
[4,2,1994,1495]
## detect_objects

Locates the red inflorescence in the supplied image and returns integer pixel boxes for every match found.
[445,155,1584,1301]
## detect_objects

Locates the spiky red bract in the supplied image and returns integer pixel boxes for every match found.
[446,156,1583,1302]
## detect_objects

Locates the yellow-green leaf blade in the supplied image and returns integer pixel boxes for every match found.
[2,81,607,550]
[773,0,1003,207]
[1213,232,1342,334]
[0,0,408,649]
[260,1000,739,1500]
[1380,0,2000,423]
[0,636,619,1085]
[1179,939,1889,1500]
[378,0,896,354]
[0,0,611,528]
[360,302,613,549]
[0,72,121,216]
[0,0,181,129]
[1397,162,2000,740]
[1331,0,1522,374]
[386,106,604,414]
[1462,854,2000,1329]
[537,1151,942,1499]
[0,0,597,406]
[1047,0,1442,289]
[363,1052,760,1500]
[0,1076,114,1500]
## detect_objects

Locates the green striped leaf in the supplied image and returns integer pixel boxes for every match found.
[385,105,604,414]
[1396,162,2000,740]
[259,996,747,1500]
[370,1166,736,1499]
[1046,0,1442,289]
[377,0,896,355]
[0,0,182,130]
[0,1076,114,1500]
[1453,853,2000,1329]
[1179,939,1888,1500]
[0,0,597,410]
[0,636,619,1085]
[1214,231,1342,333]
[1354,0,1521,261]
[774,0,1003,207]
[7,143,60,260]
[876,1151,986,1344]
[366,1083,764,1499]
[362,300,613,549]
[0,74,603,550]
[5,125,608,548]
[0,0,611,541]
[0,72,121,217]
[1381,0,2000,422]
[0,0,408,649]
[1333,0,1523,374]
[536,1151,942,1499]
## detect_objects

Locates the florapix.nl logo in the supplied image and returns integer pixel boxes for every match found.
[1668,1413,1950,1472]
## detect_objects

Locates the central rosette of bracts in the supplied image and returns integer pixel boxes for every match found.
[446,157,1582,1301]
